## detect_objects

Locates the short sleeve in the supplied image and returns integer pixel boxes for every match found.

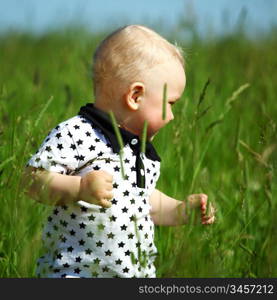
[26,123,80,175]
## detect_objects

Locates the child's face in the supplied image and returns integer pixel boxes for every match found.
[135,60,186,139]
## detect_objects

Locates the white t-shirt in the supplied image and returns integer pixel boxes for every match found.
[27,104,161,278]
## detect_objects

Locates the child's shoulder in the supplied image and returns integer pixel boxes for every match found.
[50,115,94,135]
[42,115,98,147]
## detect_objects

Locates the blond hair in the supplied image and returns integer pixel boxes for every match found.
[93,25,184,100]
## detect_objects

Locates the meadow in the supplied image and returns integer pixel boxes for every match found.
[0,22,276,277]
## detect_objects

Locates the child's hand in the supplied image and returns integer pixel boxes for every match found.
[78,170,113,208]
[187,194,216,225]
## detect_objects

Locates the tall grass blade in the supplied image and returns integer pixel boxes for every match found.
[34,96,54,128]
[162,83,167,120]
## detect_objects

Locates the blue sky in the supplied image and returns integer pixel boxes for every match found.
[0,0,276,36]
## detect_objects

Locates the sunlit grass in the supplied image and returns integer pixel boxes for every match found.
[0,26,276,277]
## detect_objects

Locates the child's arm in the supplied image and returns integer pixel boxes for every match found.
[149,189,215,226]
[24,167,113,208]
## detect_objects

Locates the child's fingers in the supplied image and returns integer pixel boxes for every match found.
[187,193,208,209]
[105,183,113,191]
[202,215,215,225]
[99,199,112,208]
[103,191,113,200]
[102,171,113,183]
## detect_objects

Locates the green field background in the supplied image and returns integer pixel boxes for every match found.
[0,22,276,277]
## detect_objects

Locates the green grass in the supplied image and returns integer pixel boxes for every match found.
[0,25,276,278]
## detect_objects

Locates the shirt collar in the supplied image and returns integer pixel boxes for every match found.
[78,103,161,162]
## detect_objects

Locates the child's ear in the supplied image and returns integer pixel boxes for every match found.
[125,82,145,111]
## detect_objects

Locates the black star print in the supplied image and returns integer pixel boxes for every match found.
[138,224,144,231]
[129,215,137,222]
[57,253,63,259]
[98,151,104,156]
[123,190,129,196]
[89,145,95,151]
[75,256,82,263]
[92,271,99,277]
[45,146,52,152]
[93,258,101,265]
[76,139,83,146]
[109,215,117,222]
[67,131,73,138]
[85,248,92,255]
[114,166,120,172]
[105,158,111,163]
[99,207,106,213]
[67,246,73,252]
[113,182,119,189]
[105,250,112,256]
[79,222,86,229]
[70,144,76,150]
[85,131,91,137]
[95,138,100,143]
[120,224,127,231]
[63,263,70,268]
[122,207,128,213]
[130,198,135,204]
[81,206,88,212]
[102,266,109,272]
[131,166,136,172]
[69,229,76,236]
[138,207,143,212]
[78,239,85,246]
[47,216,52,222]
[56,133,62,139]
[124,158,130,163]
[111,199,118,205]
[125,250,131,256]
[128,233,134,239]
[74,268,81,274]
[53,208,59,215]
[115,259,122,265]
[123,267,129,273]
[70,213,76,219]
[96,241,103,247]
[132,182,136,188]
[118,242,125,248]
[74,155,85,161]
[136,242,141,248]
[74,125,80,130]
[139,191,144,196]
[93,165,100,170]
[88,214,95,221]
[107,232,115,239]
[57,143,63,150]
[87,231,94,238]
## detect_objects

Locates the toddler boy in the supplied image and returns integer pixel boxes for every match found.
[26,25,215,278]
